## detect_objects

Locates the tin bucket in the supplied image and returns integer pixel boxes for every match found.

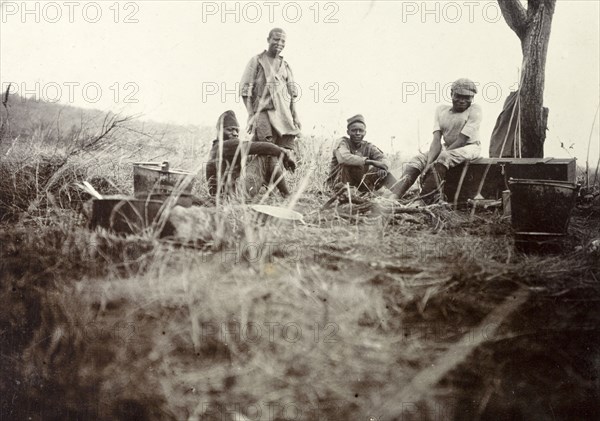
[90,196,175,236]
[133,162,194,197]
[508,179,579,252]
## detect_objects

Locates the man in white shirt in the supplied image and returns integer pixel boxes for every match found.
[394,78,482,204]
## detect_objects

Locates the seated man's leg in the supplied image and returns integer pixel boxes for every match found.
[340,165,407,195]
[238,155,265,198]
[420,144,481,203]
[420,162,448,204]
[361,168,396,193]
[211,165,238,197]
[393,153,428,199]
[275,133,297,162]
[271,131,295,196]
[266,158,290,197]
[207,176,218,197]
[335,164,369,190]
[236,155,289,198]
[275,134,296,151]
[251,154,290,197]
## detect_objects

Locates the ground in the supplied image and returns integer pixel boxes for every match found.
[1,197,599,420]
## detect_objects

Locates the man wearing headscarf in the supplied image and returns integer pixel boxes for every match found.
[327,114,403,195]
[206,110,295,198]
[394,78,482,203]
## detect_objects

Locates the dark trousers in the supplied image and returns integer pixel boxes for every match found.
[333,165,400,194]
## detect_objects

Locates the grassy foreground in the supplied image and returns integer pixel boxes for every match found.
[1,99,599,420]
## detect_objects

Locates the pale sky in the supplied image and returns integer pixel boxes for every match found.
[1,0,599,162]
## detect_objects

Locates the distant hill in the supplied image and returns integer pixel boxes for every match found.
[0,94,215,165]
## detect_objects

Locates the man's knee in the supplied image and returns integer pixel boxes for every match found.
[337,164,366,186]
[405,153,427,173]
[433,160,449,170]
[434,152,453,169]
[274,134,296,150]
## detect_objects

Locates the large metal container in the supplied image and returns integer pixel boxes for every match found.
[133,162,194,197]
[90,196,175,236]
[508,179,579,234]
[508,179,579,253]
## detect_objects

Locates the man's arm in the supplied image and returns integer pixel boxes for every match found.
[334,139,368,167]
[286,63,301,130]
[446,133,469,150]
[421,131,443,178]
[420,104,445,177]
[243,97,255,134]
[221,140,296,171]
[290,100,301,130]
[364,144,389,177]
[240,56,258,134]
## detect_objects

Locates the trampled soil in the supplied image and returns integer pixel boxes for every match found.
[1,207,599,420]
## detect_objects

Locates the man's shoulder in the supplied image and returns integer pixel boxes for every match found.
[468,103,483,113]
[255,51,292,68]
[363,140,384,154]
[281,56,292,69]
[337,137,377,148]
[334,136,349,146]
[436,104,452,114]
[208,138,235,151]
[354,138,382,154]
[246,52,262,64]
[244,51,266,67]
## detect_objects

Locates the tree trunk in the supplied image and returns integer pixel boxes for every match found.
[498,0,556,158]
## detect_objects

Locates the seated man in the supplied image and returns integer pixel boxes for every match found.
[326,114,402,196]
[206,110,295,198]
[395,78,482,204]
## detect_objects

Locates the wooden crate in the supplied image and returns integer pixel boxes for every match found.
[444,158,576,204]
[90,196,176,236]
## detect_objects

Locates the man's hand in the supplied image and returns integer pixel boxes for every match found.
[293,116,302,131]
[366,159,388,171]
[281,149,297,172]
[366,160,388,179]
[420,163,433,182]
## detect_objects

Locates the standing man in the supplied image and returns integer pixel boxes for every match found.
[240,28,301,193]
[206,110,295,198]
[327,114,403,196]
[394,78,482,203]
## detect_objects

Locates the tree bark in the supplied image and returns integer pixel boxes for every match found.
[498,0,556,157]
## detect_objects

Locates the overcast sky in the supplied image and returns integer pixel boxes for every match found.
[1,0,599,162]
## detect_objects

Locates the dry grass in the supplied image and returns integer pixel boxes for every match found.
[3,212,598,420]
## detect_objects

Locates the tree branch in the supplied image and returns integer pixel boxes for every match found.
[0,83,11,140]
[527,0,555,21]
[498,0,528,40]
